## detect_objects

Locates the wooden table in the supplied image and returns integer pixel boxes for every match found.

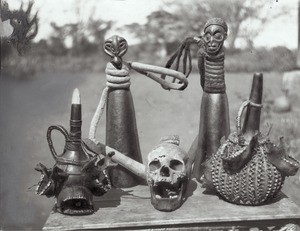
[43,180,300,230]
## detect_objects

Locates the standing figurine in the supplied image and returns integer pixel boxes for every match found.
[89,35,188,188]
[191,18,230,181]
[103,36,143,188]
[162,18,230,181]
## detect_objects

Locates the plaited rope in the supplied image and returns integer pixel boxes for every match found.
[162,36,203,80]
[105,64,131,89]
[89,63,130,142]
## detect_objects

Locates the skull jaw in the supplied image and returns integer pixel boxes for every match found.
[56,186,94,215]
[149,181,186,212]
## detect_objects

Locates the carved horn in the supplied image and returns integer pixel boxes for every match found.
[242,73,263,142]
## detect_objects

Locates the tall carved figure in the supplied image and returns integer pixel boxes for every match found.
[191,18,230,181]
[104,62,143,188]
[89,35,188,188]
[161,18,230,181]
[96,36,143,188]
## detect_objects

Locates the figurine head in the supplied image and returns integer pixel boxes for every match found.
[203,18,228,55]
[104,35,128,69]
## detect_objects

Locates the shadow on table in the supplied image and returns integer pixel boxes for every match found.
[183,179,198,202]
[267,191,288,205]
[198,178,288,206]
[93,187,150,211]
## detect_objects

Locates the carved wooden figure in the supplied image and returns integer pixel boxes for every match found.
[103,36,143,188]
[191,18,230,181]
[89,35,188,188]
[161,18,230,181]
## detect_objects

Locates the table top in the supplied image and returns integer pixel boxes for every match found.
[43,180,300,230]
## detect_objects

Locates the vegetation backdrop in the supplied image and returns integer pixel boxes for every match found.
[1,0,300,230]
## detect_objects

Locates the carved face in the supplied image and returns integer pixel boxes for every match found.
[146,140,188,211]
[104,35,128,69]
[56,184,94,215]
[35,157,111,215]
[203,25,227,55]
[55,166,110,215]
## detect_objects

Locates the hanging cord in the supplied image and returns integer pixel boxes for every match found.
[89,63,130,142]
[128,61,188,90]
[161,36,205,83]
[162,35,228,93]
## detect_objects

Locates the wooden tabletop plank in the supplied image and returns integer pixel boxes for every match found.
[43,180,300,230]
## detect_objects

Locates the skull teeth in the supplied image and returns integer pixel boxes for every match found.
[152,182,182,199]
[155,194,178,199]
[166,189,177,197]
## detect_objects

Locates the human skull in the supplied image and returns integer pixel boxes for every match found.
[146,136,188,211]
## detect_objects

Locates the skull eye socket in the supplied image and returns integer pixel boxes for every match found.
[170,160,183,171]
[149,160,161,171]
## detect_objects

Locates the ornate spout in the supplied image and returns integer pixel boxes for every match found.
[47,88,90,165]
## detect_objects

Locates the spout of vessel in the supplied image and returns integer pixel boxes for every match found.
[70,88,82,140]
[242,73,263,142]
[72,88,81,105]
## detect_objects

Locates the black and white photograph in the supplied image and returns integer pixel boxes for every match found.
[1,0,300,230]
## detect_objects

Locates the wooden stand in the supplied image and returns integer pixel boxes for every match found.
[43,181,300,230]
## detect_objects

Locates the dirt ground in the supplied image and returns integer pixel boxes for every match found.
[0,70,299,230]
